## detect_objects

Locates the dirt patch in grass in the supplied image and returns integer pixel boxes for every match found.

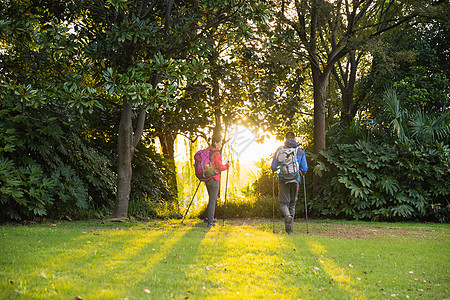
[304,222,450,241]
[221,218,449,241]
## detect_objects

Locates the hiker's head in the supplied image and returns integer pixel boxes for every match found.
[211,136,223,150]
[285,131,296,140]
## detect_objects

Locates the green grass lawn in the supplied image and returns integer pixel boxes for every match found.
[0,219,448,299]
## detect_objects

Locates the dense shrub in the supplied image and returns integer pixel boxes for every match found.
[128,140,178,220]
[312,140,449,222]
[0,100,116,221]
[197,192,285,220]
[0,99,178,222]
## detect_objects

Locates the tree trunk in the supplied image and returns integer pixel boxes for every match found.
[210,49,222,140]
[158,130,178,200]
[111,102,147,219]
[310,56,330,156]
[210,50,223,198]
[312,78,327,155]
[111,101,134,219]
[339,51,358,124]
[310,51,334,193]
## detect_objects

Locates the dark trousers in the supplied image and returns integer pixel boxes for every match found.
[279,181,299,231]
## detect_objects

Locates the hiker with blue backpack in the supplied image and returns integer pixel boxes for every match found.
[271,131,308,234]
[194,136,230,228]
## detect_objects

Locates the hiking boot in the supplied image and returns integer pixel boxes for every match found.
[285,216,293,233]
[207,222,216,228]
[204,218,217,224]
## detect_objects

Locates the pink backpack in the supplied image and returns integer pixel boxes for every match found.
[194,149,219,181]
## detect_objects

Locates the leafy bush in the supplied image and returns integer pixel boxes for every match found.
[0,97,116,221]
[312,140,449,222]
[128,141,178,220]
[247,157,279,197]
[197,192,284,220]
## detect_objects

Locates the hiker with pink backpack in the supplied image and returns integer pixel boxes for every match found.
[194,136,230,227]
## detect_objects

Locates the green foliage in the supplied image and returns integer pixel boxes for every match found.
[249,157,278,197]
[0,1,183,221]
[317,19,450,223]
[0,97,117,221]
[0,93,179,221]
[198,193,284,220]
[129,140,177,219]
[312,139,449,222]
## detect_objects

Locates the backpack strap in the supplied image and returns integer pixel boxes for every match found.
[208,149,219,172]
[208,149,218,161]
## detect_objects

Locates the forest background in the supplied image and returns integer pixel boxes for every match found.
[0,0,449,223]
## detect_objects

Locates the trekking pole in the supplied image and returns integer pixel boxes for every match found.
[272,171,275,233]
[181,181,201,224]
[303,175,309,234]
[222,167,229,226]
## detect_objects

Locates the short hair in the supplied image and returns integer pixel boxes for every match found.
[211,135,222,147]
[285,131,296,139]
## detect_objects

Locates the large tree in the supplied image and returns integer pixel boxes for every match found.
[274,0,438,154]
[146,1,273,197]
[75,0,252,219]
[73,0,277,219]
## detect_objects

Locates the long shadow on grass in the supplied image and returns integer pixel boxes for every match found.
[287,235,367,299]
[25,225,173,297]
[67,221,208,298]
[124,220,209,298]
[182,222,308,299]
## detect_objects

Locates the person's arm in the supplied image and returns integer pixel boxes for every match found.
[298,150,308,175]
[271,148,279,172]
[211,151,229,171]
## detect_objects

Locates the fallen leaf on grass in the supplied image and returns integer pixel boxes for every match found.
[349,264,354,268]
[143,287,150,293]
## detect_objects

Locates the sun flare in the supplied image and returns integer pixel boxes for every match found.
[226,126,279,163]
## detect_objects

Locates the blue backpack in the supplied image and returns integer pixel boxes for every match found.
[194,149,219,181]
